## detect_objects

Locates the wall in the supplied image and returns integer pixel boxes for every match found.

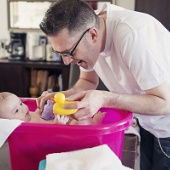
[0,0,135,47]
[0,0,9,40]
[0,0,135,39]
[115,0,135,10]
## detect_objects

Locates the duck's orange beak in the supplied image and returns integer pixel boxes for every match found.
[50,98,55,102]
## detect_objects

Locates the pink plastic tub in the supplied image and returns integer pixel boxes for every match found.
[8,99,132,170]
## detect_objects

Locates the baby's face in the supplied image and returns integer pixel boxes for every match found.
[0,94,30,122]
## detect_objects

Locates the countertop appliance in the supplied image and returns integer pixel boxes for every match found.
[27,35,47,61]
[46,44,61,62]
[7,32,26,60]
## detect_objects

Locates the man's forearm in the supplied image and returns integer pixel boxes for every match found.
[104,91,170,116]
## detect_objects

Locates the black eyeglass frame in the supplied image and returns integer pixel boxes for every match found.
[52,28,91,58]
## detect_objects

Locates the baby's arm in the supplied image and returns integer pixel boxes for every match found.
[30,109,69,124]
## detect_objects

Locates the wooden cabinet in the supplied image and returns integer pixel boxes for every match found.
[0,63,26,97]
[135,0,170,31]
[0,60,70,97]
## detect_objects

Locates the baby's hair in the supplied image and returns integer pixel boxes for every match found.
[0,92,12,117]
[0,92,12,102]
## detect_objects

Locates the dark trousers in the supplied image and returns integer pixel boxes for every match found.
[139,124,170,170]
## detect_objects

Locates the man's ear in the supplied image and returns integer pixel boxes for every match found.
[89,27,98,44]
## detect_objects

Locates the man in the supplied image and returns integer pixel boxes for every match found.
[37,0,170,169]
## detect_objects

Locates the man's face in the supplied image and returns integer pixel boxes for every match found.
[49,28,100,70]
[0,94,30,122]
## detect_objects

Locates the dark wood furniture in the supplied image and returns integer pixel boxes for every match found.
[122,134,139,169]
[135,0,170,31]
[0,60,70,97]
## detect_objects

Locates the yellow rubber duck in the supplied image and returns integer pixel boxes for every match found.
[51,92,78,116]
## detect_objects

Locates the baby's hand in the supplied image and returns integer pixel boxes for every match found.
[69,111,106,125]
[54,115,69,124]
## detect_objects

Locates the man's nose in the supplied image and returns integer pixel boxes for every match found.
[62,56,73,65]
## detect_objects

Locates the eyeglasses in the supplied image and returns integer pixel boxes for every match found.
[52,28,90,58]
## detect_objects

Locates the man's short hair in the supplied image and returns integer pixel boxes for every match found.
[40,0,99,36]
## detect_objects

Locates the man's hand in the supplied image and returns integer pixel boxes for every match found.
[36,91,56,111]
[63,90,106,120]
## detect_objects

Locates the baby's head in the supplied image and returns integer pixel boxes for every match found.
[0,92,30,121]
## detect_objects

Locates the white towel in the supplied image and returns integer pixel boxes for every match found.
[46,145,133,170]
[125,118,140,141]
[0,118,23,147]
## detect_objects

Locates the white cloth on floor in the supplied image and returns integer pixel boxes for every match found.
[125,118,140,141]
[0,119,23,147]
[45,144,133,170]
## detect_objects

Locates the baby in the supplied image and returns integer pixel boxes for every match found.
[0,92,105,125]
[0,92,63,124]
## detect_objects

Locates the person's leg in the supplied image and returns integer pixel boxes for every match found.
[152,136,170,170]
[139,125,154,170]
